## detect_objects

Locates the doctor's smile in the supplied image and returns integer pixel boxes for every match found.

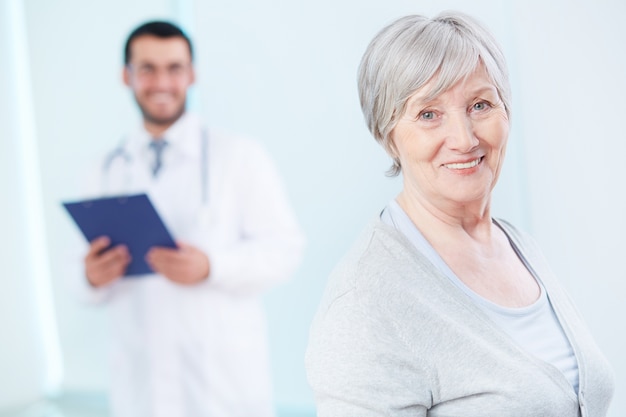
[147,92,178,104]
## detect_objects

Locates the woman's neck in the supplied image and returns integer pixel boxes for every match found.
[396,190,495,244]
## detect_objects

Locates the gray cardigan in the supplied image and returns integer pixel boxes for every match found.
[305,218,613,416]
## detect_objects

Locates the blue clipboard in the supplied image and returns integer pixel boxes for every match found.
[63,193,177,277]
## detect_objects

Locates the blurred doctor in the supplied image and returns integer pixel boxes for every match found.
[74,21,304,417]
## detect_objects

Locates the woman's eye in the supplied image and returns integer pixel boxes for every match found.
[472,102,489,111]
[419,111,435,120]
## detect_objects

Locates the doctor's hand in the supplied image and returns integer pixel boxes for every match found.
[146,241,210,285]
[85,236,130,288]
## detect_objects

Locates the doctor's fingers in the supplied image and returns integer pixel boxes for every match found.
[85,246,130,286]
[86,244,130,269]
[86,242,130,263]
[147,245,178,256]
[147,251,209,284]
[86,236,111,257]
[145,252,184,276]
[148,240,200,257]
[147,248,209,273]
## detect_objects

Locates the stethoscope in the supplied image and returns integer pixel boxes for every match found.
[102,128,212,225]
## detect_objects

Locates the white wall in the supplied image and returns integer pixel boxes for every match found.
[0,0,56,409]
[513,0,626,413]
[7,0,624,414]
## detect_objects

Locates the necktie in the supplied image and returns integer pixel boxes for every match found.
[149,139,168,177]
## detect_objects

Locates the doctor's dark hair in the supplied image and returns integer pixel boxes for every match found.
[124,20,194,64]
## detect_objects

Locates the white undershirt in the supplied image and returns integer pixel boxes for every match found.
[381,200,579,393]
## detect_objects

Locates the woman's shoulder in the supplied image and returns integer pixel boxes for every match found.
[494,217,570,295]
[308,218,429,348]
[327,218,408,280]
[317,218,442,313]
[493,218,546,261]
[493,218,528,241]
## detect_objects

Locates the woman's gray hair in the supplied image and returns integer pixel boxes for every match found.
[358,11,511,176]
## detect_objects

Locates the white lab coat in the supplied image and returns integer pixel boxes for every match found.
[74,113,305,417]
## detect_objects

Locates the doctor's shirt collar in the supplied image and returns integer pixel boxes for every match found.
[137,112,203,159]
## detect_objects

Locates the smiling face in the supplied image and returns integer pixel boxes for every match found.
[391,64,510,211]
[123,35,195,134]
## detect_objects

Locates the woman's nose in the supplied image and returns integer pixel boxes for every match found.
[445,113,479,152]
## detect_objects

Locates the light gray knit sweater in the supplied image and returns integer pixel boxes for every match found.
[305,218,613,416]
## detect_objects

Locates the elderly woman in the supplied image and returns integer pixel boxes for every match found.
[305,11,614,417]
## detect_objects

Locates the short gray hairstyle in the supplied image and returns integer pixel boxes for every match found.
[358,11,511,176]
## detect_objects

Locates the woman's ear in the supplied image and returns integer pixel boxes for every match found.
[386,133,400,160]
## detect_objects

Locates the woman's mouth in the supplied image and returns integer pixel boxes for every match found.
[443,156,483,170]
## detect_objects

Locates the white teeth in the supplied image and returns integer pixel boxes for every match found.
[444,157,481,169]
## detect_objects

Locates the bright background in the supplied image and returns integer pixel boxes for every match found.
[1,0,624,415]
